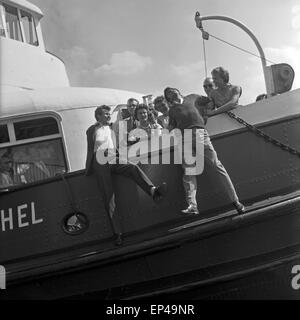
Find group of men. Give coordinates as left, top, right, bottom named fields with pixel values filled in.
left=85, top=66, right=245, bottom=238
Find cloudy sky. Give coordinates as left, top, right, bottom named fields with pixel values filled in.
left=31, top=0, right=300, bottom=104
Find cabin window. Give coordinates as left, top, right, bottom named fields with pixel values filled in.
left=0, top=125, right=9, bottom=143
left=0, top=5, right=5, bottom=37
left=0, top=116, right=68, bottom=190
left=20, top=10, right=38, bottom=46
left=0, top=139, right=66, bottom=188
left=3, top=3, right=22, bottom=42
left=14, top=117, right=59, bottom=140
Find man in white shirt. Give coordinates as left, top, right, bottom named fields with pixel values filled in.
left=85, top=105, right=167, bottom=245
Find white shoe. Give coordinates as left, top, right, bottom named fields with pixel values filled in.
left=181, top=205, right=199, bottom=215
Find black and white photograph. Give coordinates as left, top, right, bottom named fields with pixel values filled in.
left=1, top=0, right=300, bottom=306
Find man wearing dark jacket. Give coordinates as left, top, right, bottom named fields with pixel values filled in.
left=86, top=105, right=167, bottom=243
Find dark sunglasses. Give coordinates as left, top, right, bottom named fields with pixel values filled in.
left=203, top=84, right=213, bottom=89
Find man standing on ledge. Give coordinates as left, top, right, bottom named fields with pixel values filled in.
left=206, top=67, right=242, bottom=117
left=164, top=87, right=245, bottom=215
left=86, top=105, right=167, bottom=244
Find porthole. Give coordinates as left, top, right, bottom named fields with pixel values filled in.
left=62, top=212, right=89, bottom=235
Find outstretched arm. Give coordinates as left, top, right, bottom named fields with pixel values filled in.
left=208, top=86, right=241, bottom=116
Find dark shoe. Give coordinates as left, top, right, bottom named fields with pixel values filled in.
left=114, top=233, right=123, bottom=246
left=152, top=182, right=167, bottom=202
left=181, top=205, right=199, bottom=215
left=234, top=201, right=245, bottom=215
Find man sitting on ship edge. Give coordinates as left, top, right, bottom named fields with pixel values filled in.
left=205, top=67, right=242, bottom=117
left=85, top=105, right=167, bottom=245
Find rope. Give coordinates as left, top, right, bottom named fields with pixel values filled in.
left=60, top=173, right=79, bottom=212
left=227, top=111, right=300, bottom=158
left=202, top=38, right=208, bottom=78
left=196, top=20, right=299, bottom=159
left=208, top=32, right=277, bottom=65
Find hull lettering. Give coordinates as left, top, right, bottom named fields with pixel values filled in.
left=1, top=202, right=43, bottom=232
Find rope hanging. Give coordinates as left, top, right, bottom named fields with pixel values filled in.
left=202, top=38, right=208, bottom=78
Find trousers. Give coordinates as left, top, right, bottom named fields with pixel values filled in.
left=182, top=129, right=239, bottom=208
left=92, top=157, right=154, bottom=215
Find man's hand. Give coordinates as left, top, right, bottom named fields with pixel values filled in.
left=127, top=137, right=140, bottom=145
left=206, top=109, right=216, bottom=117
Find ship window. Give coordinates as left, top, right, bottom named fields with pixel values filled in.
left=0, top=125, right=9, bottom=143
left=0, top=6, right=5, bottom=37
left=3, top=4, right=22, bottom=42
left=20, top=10, right=38, bottom=46
left=14, top=117, right=59, bottom=140
left=0, top=115, right=69, bottom=190
left=0, top=139, right=67, bottom=189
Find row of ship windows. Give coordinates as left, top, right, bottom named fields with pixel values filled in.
left=0, top=117, right=67, bottom=189
left=0, top=2, right=38, bottom=46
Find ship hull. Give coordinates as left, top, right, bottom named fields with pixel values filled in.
left=1, top=192, right=300, bottom=300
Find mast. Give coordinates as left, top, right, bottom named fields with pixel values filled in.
left=195, top=12, right=274, bottom=96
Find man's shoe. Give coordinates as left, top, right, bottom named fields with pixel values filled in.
left=234, top=201, right=245, bottom=215
left=181, top=205, right=199, bottom=215
left=152, top=182, right=167, bottom=201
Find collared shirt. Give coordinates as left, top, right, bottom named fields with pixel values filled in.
left=94, top=123, right=115, bottom=153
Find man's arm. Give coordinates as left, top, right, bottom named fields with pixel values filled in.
left=168, top=108, right=177, bottom=131
left=86, top=127, right=95, bottom=152
left=194, top=96, right=212, bottom=124
left=85, top=126, right=95, bottom=175
left=208, top=86, right=241, bottom=116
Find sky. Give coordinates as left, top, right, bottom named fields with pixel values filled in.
left=31, top=0, right=300, bottom=105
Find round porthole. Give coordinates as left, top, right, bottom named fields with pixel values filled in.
left=62, top=212, right=89, bottom=235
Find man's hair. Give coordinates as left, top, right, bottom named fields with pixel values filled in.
left=153, top=95, right=165, bottom=104
left=127, top=98, right=139, bottom=106
left=211, top=67, right=229, bottom=84
left=164, top=87, right=181, bottom=103
left=203, top=77, right=213, bottom=85
left=256, top=93, right=267, bottom=102
left=94, top=105, right=111, bottom=120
